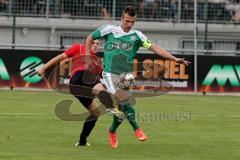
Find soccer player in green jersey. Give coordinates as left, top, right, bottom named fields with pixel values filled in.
left=85, top=6, right=190, bottom=148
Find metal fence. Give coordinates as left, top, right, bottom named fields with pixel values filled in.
left=1, top=0, right=240, bottom=23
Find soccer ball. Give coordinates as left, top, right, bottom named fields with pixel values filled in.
left=117, top=73, right=135, bottom=90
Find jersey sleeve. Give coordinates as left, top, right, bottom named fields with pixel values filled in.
left=136, top=31, right=153, bottom=49
left=91, top=24, right=113, bottom=40
left=64, top=44, right=81, bottom=58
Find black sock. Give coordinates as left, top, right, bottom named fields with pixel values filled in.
left=97, top=90, right=114, bottom=109
left=79, top=114, right=98, bottom=145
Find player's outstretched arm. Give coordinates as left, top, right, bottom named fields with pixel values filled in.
left=149, top=44, right=190, bottom=65
left=37, top=53, right=67, bottom=76
left=85, top=34, right=95, bottom=66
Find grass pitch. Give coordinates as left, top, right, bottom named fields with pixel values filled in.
left=0, top=90, right=240, bottom=160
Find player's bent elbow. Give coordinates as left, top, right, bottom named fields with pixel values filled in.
left=55, top=53, right=67, bottom=63
left=86, top=34, right=93, bottom=42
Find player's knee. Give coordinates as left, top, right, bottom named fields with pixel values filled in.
left=98, top=90, right=114, bottom=109
left=88, top=104, right=101, bottom=117
left=115, top=90, right=129, bottom=102
left=92, top=83, right=105, bottom=96
left=92, top=108, right=101, bottom=117
left=91, top=112, right=100, bottom=118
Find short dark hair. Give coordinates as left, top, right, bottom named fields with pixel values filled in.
left=122, top=6, right=136, bottom=17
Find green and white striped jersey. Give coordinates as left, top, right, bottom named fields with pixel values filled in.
left=91, top=24, right=152, bottom=74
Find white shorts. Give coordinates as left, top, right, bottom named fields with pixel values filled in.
left=102, top=72, right=121, bottom=94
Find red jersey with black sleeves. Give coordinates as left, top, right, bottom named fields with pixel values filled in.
left=64, top=43, right=102, bottom=77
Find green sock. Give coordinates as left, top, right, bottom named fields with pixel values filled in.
left=120, top=100, right=139, bottom=131
left=109, top=115, right=122, bottom=133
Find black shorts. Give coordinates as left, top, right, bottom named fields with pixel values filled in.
left=69, top=70, right=100, bottom=109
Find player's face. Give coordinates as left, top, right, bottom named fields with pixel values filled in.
left=91, top=40, right=100, bottom=53
left=121, top=13, right=136, bottom=32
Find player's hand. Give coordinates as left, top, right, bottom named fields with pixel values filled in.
left=174, top=58, right=191, bottom=66
left=37, top=67, right=45, bottom=77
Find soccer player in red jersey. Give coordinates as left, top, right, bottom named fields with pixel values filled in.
left=38, top=40, right=121, bottom=146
